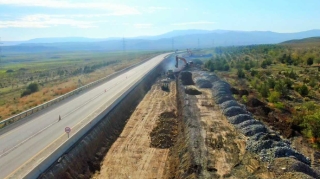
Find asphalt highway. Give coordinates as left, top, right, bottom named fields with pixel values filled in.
left=0, top=52, right=171, bottom=178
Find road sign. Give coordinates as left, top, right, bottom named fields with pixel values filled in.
left=65, top=127, right=71, bottom=133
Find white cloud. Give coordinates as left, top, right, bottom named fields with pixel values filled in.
left=0, top=14, right=98, bottom=28
left=145, top=6, right=170, bottom=13
left=172, top=21, right=215, bottom=26
left=134, top=23, right=153, bottom=28
left=0, top=0, right=141, bottom=16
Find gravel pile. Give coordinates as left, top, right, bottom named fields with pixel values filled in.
left=228, top=114, right=254, bottom=124
left=194, top=77, right=213, bottom=88
left=223, top=106, right=247, bottom=117
left=195, top=71, right=312, bottom=167
left=236, top=119, right=263, bottom=129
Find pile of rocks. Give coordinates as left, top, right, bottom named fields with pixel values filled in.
left=195, top=71, right=312, bottom=166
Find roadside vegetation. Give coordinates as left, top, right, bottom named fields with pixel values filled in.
left=0, top=50, right=163, bottom=120
left=202, top=40, right=320, bottom=148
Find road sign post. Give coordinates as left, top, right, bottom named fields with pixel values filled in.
left=65, top=127, right=71, bottom=138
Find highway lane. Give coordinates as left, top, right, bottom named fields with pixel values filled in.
left=0, top=52, right=172, bottom=178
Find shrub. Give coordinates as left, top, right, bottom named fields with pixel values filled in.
left=21, top=89, right=32, bottom=97
left=309, top=78, right=317, bottom=88
left=27, top=83, right=39, bottom=93
left=298, top=84, right=309, bottom=96
left=301, top=111, right=320, bottom=140
left=244, top=63, right=251, bottom=70
left=261, top=61, right=267, bottom=68
left=242, top=95, right=248, bottom=103
left=237, top=69, right=245, bottom=78
left=274, top=102, right=285, bottom=110
left=267, top=78, right=276, bottom=89
left=268, top=91, right=280, bottom=103
left=223, top=64, right=230, bottom=71
left=21, top=83, right=39, bottom=97
left=250, top=69, right=258, bottom=77
left=307, top=57, right=313, bottom=66
left=284, top=78, right=294, bottom=89
left=288, top=69, right=297, bottom=79
left=274, top=81, right=288, bottom=96
left=259, top=83, right=269, bottom=97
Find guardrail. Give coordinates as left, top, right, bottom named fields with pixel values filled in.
left=22, top=53, right=172, bottom=179
left=0, top=53, right=164, bottom=130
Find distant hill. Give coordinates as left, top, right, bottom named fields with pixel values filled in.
left=280, top=37, right=320, bottom=47
left=135, top=29, right=231, bottom=40
left=2, top=29, right=320, bottom=53
left=24, top=37, right=120, bottom=44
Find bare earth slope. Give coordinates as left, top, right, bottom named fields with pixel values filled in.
left=93, top=81, right=176, bottom=179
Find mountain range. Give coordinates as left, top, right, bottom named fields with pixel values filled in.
left=2, top=29, right=320, bottom=53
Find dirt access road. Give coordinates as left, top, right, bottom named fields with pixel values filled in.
left=93, top=80, right=177, bottom=179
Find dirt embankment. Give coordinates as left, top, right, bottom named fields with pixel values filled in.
left=93, top=80, right=177, bottom=179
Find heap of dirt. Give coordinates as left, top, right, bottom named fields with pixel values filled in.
left=246, top=96, right=295, bottom=138
left=150, top=111, right=178, bottom=149
left=180, top=71, right=194, bottom=85
left=185, top=86, right=202, bottom=95
left=246, top=97, right=265, bottom=107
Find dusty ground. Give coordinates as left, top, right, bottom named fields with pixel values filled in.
left=188, top=88, right=275, bottom=178
left=92, top=80, right=177, bottom=179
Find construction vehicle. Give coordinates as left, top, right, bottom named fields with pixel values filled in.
left=175, top=56, right=188, bottom=68
left=160, top=78, right=170, bottom=91
left=175, top=55, right=194, bottom=68
left=166, top=70, right=174, bottom=79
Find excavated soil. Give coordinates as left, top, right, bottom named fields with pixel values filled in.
left=180, top=71, right=194, bottom=85
left=150, top=111, right=178, bottom=149
left=92, top=80, right=177, bottom=179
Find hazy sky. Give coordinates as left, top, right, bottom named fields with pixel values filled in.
left=0, top=0, right=320, bottom=41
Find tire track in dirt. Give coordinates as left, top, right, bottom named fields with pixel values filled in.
left=93, top=81, right=176, bottom=179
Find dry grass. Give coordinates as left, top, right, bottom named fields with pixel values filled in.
left=0, top=58, right=146, bottom=121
